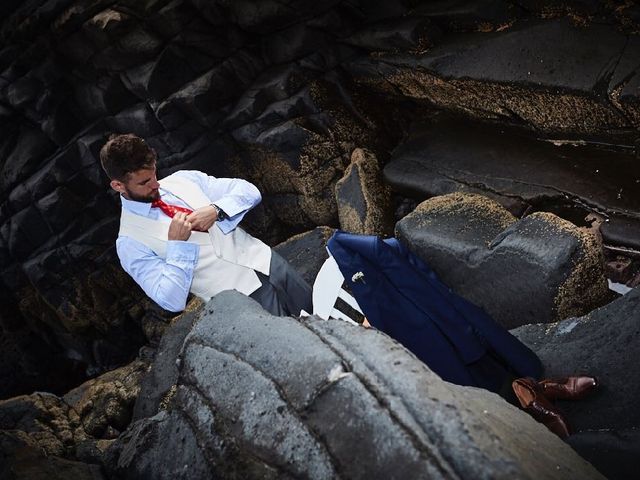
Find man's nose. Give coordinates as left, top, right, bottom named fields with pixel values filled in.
left=151, top=178, right=160, bottom=189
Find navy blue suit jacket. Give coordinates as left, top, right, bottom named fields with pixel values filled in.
left=327, top=231, right=542, bottom=392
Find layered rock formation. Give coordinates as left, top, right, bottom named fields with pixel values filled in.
left=1, top=0, right=639, bottom=398
left=514, top=285, right=640, bottom=479
left=108, top=291, right=604, bottom=480
left=1, top=1, right=639, bottom=477
left=396, top=192, right=610, bottom=328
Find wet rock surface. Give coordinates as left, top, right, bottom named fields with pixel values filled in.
left=513, top=286, right=640, bottom=479
left=396, top=192, right=610, bottom=328
left=108, top=291, right=603, bottom=480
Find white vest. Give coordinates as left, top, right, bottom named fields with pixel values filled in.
left=118, top=174, right=272, bottom=300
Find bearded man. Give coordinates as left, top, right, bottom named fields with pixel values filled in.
left=100, top=133, right=312, bottom=316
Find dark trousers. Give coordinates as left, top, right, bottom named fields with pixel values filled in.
left=249, top=250, right=312, bottom=317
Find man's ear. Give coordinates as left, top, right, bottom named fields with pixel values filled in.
left=110, top=179, right=125, bottom=194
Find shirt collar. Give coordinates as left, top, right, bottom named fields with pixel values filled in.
left=120, top=195, right=153, bottom=216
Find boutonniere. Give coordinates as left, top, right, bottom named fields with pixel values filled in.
left=351, top=271, right=365, bottom=284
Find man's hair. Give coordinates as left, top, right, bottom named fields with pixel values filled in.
left=99, top=133, right=157, bottom=181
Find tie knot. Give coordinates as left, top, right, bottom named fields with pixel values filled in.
left=151, top=198, right=194, bottom=219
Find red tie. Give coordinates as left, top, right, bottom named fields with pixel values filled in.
left=151, top=199, right=193, bottom=218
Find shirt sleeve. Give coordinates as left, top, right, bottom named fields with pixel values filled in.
left=179, top=170, right=262, bottom=234
left=116, top=235, right=199, bottom=312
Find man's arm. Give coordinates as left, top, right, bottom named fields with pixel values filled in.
left=181, top=170, right=262, bottom=234
left=116, top=235, right=199, bottom=312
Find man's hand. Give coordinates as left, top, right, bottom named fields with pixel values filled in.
left=168, top=212, right=193, bottom=241
left=186, top=205, right=218, bottom=232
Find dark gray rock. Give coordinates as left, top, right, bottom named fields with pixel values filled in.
left=513, top=287, right=640, bottom=479
left=274, top=226, right=334, bottom=286
left=395, top=192, right=610, bottom=328
left=513, top=287, right=640, bottom=432
left=384, top=117, right=640, bottom=250
left=413, top=0, right=523, bottom=31
left=342, top=16, right=441, bottom=52
left=346, top=17, right=640, bottom=141
left=568, top=429, right=640, bottom=480
left=335, top=148, right=393, bottom=236
left=110, top=291, right=604, bottom=479
left=0, top=430, right=105, bottom=480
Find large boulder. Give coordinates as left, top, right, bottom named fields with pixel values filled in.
left=384, top=117, right=640, bottom=250
left=0, top=355, right=152, bottom=469
left=513, top=287, right=640, bottom=479
left=346, top=17, right=640, bottom=142
left=513, top=287, right=640, bottom=432
left=108, top=291, right=603, bottom=479
left=395, top=192, right=610, bottom=328
left=273, top=226, right=334, bottom=286
left=335, top=148, right=393, bottom=236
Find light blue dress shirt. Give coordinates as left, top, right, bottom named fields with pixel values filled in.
left=116, top=170, right=262, bottom=312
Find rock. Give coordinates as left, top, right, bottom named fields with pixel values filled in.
left=395, top=192, right=610, bottom=328
left=568, top=429, right=640, bottom=480
left=413, top=0, right=523, bottom=31
left=0, top=392, right=87, bottom=457
left=346, top=18, right=640, bottom=141
left=109, top=291, right=604, bottom=479
left=513, top=287, right=640, bottom=479
left=343, top=16, right=441, bottom=52
left=0, top=430, right=105, bottom=480
left=0, top=125, right=56, bottom=193
left=274, top=226, right=335, bottom=286
left=512, top=287, right=640, bottom=431
left=62, top=359, right=150, bottom=438
left=384, top=117, right=640, bottom=250
left=335, top=148, right=393, bottom=236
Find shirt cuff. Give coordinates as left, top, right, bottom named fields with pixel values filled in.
left=166, top=240, right=199, bottom=265
left=213, top=196, right=252, bottom=219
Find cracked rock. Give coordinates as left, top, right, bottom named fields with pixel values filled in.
left=395, top=192, right=610, bottom=328
left=108, top=291, right=604, bottom=479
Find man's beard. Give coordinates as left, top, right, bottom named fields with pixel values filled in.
left=124, top=187, right=160, bottom=203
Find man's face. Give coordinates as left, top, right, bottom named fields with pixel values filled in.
left=110, top=165, right=160, bottom=203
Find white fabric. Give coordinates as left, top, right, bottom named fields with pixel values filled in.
left=118, top=174, right=272, bottom=300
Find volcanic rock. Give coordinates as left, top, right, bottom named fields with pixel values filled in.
left=0, top=430, right=105, bottom=480
left=346, top=17, right=640, bottom=141
left=384, top=117, right=640, bottom=250
left=395, top=192, right=610, bottom=328
left=108, top=291, right=604, bottom=480
left=335, top=148, right=393, bottom=236
left=63, top=359, right=150, bottom=439
left=274, top=226, right=334, bottom=286
left=0, top=392, right=86, bottom=458
left=513, top=286, right=640, bottom=479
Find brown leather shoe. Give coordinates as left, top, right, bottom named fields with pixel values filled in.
left=512, top=377, right=571, bottom=438
left=539, top=376, right=599, bottom=401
